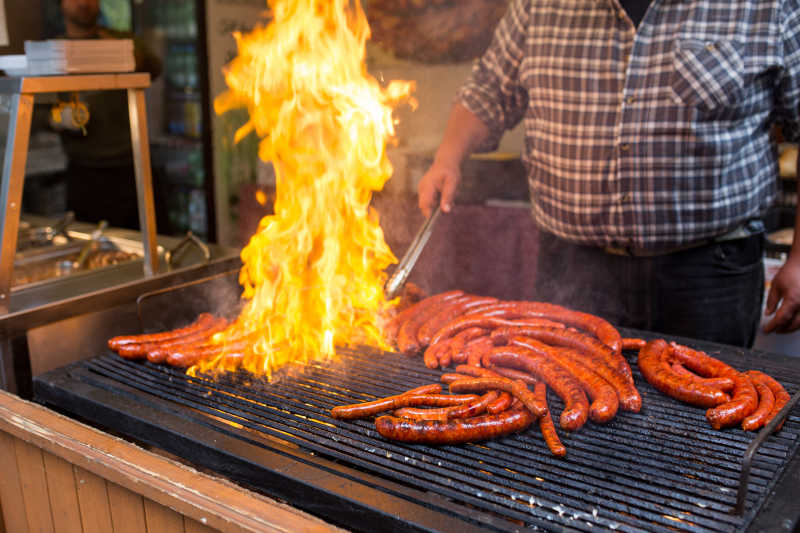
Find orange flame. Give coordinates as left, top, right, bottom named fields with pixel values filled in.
left=193, top=0, right=415, bottom=378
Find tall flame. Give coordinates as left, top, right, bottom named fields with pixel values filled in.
left=194, top=0, right=415, bottom=378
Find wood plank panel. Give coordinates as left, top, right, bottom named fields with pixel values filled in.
left=0, top=432, right=27, bottom=533
left=14, top=439, right=55, bottom=533
left=107, top=482, right=148, bottom=533
left=185, top=518, right=217, bottom=533
left=74, top=466, right=113, bottom=533
left=143, top=500, right=184, bottom=533
left=42, top=453, right=83, bottom=533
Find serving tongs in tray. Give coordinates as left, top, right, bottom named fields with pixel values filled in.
left=384, top=205, right=441, bottom=300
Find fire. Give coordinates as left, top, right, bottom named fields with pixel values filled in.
left=192, top=0, right=415, bottom=378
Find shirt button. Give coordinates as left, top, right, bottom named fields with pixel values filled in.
left=705, top=42, right=715, bottom=52
left=626, top=96, right=636, bottom=104
left=622, top=192, right=632, bottom=203
left=618, top=11, right=626, bottom=19
left=620, top=143, right=630, bottom=152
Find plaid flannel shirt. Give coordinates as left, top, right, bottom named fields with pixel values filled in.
left=458, top=0, right=800, bottom=250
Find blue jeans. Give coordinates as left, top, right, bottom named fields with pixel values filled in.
left=533, top=232, right=765, bottom=348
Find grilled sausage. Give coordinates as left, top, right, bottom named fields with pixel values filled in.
left=706, top=372, right=759, bottom=429
left=668, top=342, right=738, bottom=379
left=484, top=346, right=589, bottom=430
left=637, top=340, right=730, bottom=407
left=396, top=291, right=465, bottom=354
left=417, top=296, right=498, bottom=345
left=494, top=327, right=640, bottom=412
left=621, top=338, right=646, bottom=351
left=401, top=384, right=443, bottom=396
left=509, top=336, right=618, bottom=424
left=490, top=326, right=633, bottom=384
left=535, top=382, right=566, bottom=456
left=374, top=409, right=534, bottom=444
left=464, top=336, right=495, bottom=368
left=746, top=370, right=791, bottom=431
left=330, top=393, right=479, bottom=420
left=446, top=327, right=489, bottom=365
left=449, top=376, right=547, bottom=418
left=741, top=372, right=776, bottom=431
left=670, top=361, right=735, bottom=392
left=487, top=392, right=513, bottom=414
left=110, top=313, right=217, bottom=355
left=482, top=365, right=539, bottom=387
left=451, top=301, right=622, bottom=354
left=429, top=314, right=565, bottom=348
left=166, top=338, right=250, bottom=368
left=141, top=318, right=230, bottom=363
left=386, top=290, right=463, bottom=345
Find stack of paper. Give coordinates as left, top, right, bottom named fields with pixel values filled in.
left=23, top=39, right=135, bottom=75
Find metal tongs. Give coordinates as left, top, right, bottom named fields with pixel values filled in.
left=384, top=205, right=441, bottom=300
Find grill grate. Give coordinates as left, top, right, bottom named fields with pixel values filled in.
left=36, top=343, right=800, bottom=533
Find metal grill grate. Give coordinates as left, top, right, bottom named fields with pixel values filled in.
left=36, top=344, right=800, bottom=533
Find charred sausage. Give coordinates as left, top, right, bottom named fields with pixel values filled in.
left=741, top=372, right=776, bottom=431
left=374, top=410, right=534, bottom=444
left=484, top=346, right=589, bottom=430
left=705, top=372, right=758, bottom=429
left=535, top=382, right=566, bottom=457
left=637, top=340, right=730, bottom=408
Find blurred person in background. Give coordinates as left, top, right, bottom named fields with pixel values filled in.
left=49, top=0, right=161, bottom=229
left=417, top=0, right=800, bottom=348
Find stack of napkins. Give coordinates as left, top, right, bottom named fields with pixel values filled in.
left=23, top=39, right=135, bottom=75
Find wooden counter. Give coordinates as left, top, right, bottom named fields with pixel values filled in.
left=0, top=389, right=343, bottom=533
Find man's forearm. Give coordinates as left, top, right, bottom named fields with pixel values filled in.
left=433, top=102, right=491, bottom=168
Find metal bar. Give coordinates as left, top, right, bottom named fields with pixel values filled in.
left=128, top=86, right=158, bottom=276
left=735, top=388, right=800, bottom=514
left=0, top=92, right=34, bottom=314
left=0, top=73, right=151, bottom=94
left=384, top=205, right=441, bottom=300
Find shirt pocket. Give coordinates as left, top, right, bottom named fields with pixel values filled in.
left=670, top=39, right=745, bottom=113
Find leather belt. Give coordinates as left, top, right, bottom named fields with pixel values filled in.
left=603, top=219, right=765, bottom=258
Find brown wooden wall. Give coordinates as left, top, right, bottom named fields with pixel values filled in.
left=0, top=390, right=342, bottom=533
left=0, top=430, right=215, bottom=533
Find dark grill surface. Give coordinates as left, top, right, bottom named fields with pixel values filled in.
left=35, top=342, right=800, bottom=533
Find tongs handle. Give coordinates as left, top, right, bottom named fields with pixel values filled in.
left=384, top=205, right=441, bottom=300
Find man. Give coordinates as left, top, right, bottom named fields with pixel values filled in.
left=54, top=0, right=161, bottom=230
left=417, top=0, right=800, bottom=347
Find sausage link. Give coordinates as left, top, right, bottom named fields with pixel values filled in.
left=396, top=291, right=465, bottom=354
left=706, top=373, right=759, bottom=429
left=454, top=301, right=622, bottom=354
left=440, top=373, right=474, bottom=384
left=417, top=296, right=498, bottom=345
left=464, top=336, right=495, bottom=368
left=142, top=318, right=230, bottom=363
left=509, top=336, right=618, bottom=424
left=330, top=393, right=479, bottom=420
left=447, top=327, right=489, bottom=365
left=535, top=382, right=566, bottom=457
left=637, top=340, right=730, bottom=407
left=490, top=325, right=633, bottom=384
left=668, top=342, right=738, bottom=378
left=386, top=290, right=463, bottom=345
left=402, top=384, right=443, bottom=396
left=482, top=365, right=538, bottom=387
left=487, top=392, right=513, bottom=414
left=392, top=407, right=450, bottom=421
left=429, top=313, right=565, bottom=348
left=484, top=346, right=589, bottom=430
left=449, top=376, right=547, bottom=418
left=670, top=361, right=735, bottom=392
left=746, top=370, right=791, bottom=431
left=374, top=410, right=534, bottom=444
left=741, top=372, right=776, bottom=431
left=496, top=327, right=640, bottom=412
left=109, top=313, right=216, bottom=351
left=621, top=338, right=646, bottom=351
left=446, top=391, right=500, bottom=419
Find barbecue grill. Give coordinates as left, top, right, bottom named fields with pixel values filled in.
left=28, top=270, right=800, bottom=533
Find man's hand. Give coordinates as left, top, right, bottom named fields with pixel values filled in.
left=763, top=254, right=800, bottom=333
left=417, top=158, right=462, bottom=218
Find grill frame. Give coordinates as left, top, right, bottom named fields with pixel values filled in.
left=34, top=337, right=800, bottom=533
